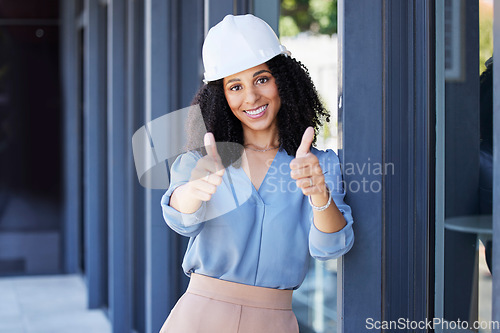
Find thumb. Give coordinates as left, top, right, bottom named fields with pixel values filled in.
left=204, top=132, right=220, bottom=160
left=296, top=127, right=314, bottom=157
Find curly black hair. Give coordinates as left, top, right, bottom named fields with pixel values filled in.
left=186, top=54, right=329, bottom=167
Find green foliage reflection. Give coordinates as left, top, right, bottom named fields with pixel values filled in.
left=280, top=0, right=337, bottom=36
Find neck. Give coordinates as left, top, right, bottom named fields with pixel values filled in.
left=243, top=126, right=280, bottom=149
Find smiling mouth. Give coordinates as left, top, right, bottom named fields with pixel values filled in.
left=244, top=104, right=268, bottom=115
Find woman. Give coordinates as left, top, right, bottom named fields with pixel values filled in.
left=160, top=14, right=354, bottom=333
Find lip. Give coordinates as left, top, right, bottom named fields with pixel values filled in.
left=244, top=104, right=268, bottom=119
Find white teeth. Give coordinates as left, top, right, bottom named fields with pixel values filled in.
left=245, top=105, right=267, bottom=115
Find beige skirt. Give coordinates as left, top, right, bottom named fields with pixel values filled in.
left=159, top=273, right=299, bottom=333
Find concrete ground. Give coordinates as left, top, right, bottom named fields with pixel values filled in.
left=0, top=275, right=110, bottom=333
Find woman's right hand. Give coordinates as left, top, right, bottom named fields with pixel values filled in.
left=169, top=133, right=225, bottom=214
left=186, top=132, right=225, bottom=201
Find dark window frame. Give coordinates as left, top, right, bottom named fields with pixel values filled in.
left=337, top=0, right=435, bottom=331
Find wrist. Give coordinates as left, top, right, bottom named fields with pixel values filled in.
left=172, top=184, right=202, bottom=213
left=310, top=184, right=329, bottom=206
left=308, top=188, right=332, bottom=212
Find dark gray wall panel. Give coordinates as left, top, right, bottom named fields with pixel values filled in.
left=107, top=0, right=133, bottom=332
left=84, top=0, right=108, bottom=309
left=384, top=0, right=434, bottom=327
left=61, top=0, right=81, bottom=275
left=337, top=0, right=383, bottom=331
left=254, top=0, right=279, bottom=33
left=339, top=1, right=434, bottom=331
left=144, top=1, right=170, bottom=332
left=208, top=0, right=232, bottom=30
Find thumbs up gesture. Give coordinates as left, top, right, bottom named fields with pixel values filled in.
left=186, top=132, right=225, bottom=202
left=290, top=127, right=327, bottom=196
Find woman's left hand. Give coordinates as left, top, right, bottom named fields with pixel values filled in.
left=290, top=127, right=346, bottom=232
left=290, top=127, right=328, bottom=197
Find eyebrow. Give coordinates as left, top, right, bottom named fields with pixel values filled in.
left=253, top=69, right=271, bottom=77
left=225, top=70, right=272, bottom=86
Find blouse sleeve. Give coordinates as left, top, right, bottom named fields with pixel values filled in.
left=308, top=149, right=355, bottom=261
left=160, top=151, right=207, bottom=238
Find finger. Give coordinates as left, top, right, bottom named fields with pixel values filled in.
left=296, top=126, right=314, bottom=158
left=214, top=165, right=225, bottom=177
left=290, top=166, right=312, bottom=179
left=290, top=154, right=319, bottom=170
left=291, top=160, right=325, bottom=179
left=191, top=166, right=224, bottom=185
left=296, top=177, right=314, bottom=189
left=197, top=157, right=222, bottom=174
left=301, top=185, right=324, bottom=196
left=301, top=182, right=328, bottom=196
left=204, top=132, right=226, bottom=176
left=191, top=178, right=218, bottom=195
left=205, top=172, right=223, bottom=186
left=190, top=165, right=213, bottom=182
left=296, top=175, right=325, bottom=189
left=204, top=132, right=221, bottom=160
left=191, top=188, right=212, bottom=202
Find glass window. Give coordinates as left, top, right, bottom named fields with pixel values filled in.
left=279, top=1, right=340, bottom=331
left=435, top=0, right=493, bottom=331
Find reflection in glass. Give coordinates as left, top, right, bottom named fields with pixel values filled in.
left=279, top=1, right=340, bottom=332
left=293, top=259, right=338, bottom=333
left=437, top=0, right=493, bottom=331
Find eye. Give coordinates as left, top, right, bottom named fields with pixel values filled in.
left=229, top=84, right=242, bottom=91
left=256, top=76, right=269, bottom=85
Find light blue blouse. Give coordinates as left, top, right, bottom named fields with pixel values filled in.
left=161, top=147, right=354, bottom=290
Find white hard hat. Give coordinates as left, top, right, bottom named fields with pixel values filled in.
left=202, top=14, right=291, bottom=83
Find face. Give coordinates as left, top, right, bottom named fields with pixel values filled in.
left=223, top=63, right=281, bottom=134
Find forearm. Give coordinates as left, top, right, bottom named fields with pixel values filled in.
left=310, top=188, right=346, bottom=233
left=169, top=184, right=203, bottom=214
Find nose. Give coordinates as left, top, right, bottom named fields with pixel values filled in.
left=244, top=85, right=259, bottom=105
